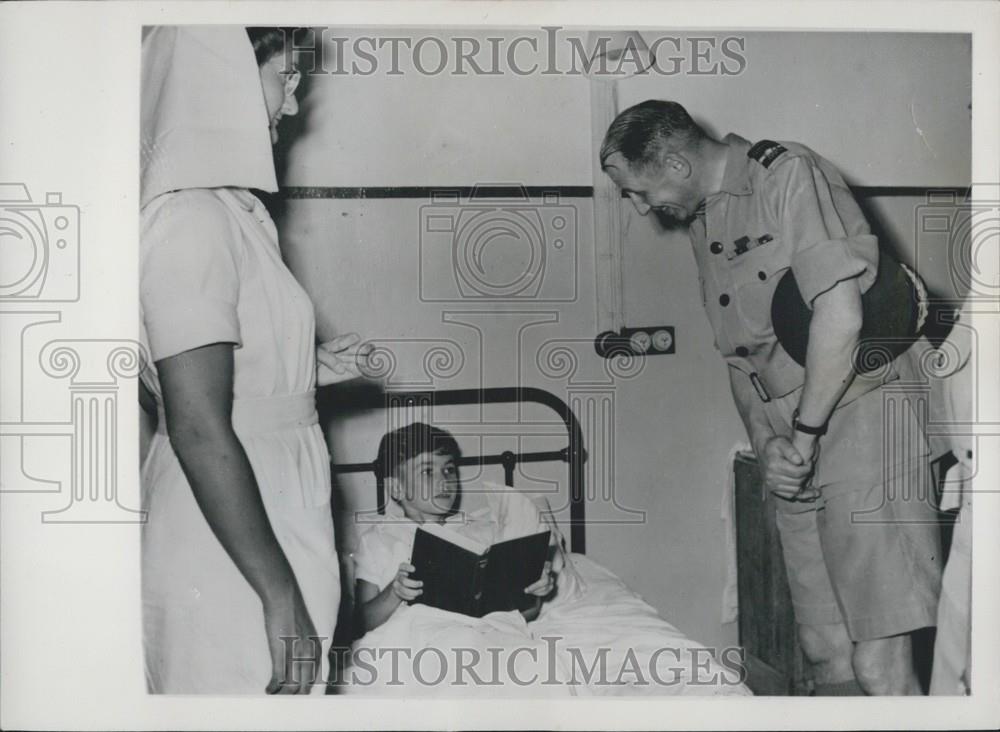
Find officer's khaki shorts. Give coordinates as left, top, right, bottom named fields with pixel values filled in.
left=763, top=381, right=943, bottom=641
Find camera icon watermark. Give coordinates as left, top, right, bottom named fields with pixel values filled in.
left=0, top=183, right=80, bottom=302
left=419, top=184, right=578, bottom=302
left=913, top=190, right=999, bottom=304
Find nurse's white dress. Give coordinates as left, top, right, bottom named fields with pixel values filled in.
left=138, top=27, right=339, bottom=693
left=140, top=187, right=340, bottom=693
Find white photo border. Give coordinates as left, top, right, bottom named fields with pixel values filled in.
left=0, top=1, right=997, bottom=729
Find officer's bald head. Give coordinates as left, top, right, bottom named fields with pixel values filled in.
left=600, top=100, right=708, bottom=173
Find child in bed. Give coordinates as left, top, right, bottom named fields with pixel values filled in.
left=346, top=422, right=750, bottom=697
left=354, top=422, right=557, bottom=633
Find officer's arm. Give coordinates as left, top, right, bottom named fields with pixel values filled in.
left=794, top=277, right=864, bottom=447
left=774, top=153, right=873, bottom=454
left=728, top=367, right=776, bottom=459
left=731, top=367, right=815, bottom=496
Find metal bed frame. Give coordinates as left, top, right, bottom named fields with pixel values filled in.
left=329, top=386, right=589, bottom=554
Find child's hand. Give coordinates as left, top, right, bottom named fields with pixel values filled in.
left=392, top=562, right=423, bottom=603
left=523, top=561, right=555, bottom=598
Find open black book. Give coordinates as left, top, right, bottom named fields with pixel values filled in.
left=409, top=524, right=551, bottom=618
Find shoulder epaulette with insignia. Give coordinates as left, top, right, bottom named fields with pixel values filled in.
left=747, top=139, right=789, bottom=169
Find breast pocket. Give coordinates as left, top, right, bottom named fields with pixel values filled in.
left=731, top=244, right=790, bottom=340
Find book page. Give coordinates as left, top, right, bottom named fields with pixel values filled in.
left=419, top=521, right=489, bottom=556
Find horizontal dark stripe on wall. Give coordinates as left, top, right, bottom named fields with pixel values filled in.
left=281, top=185, right=594, bottom=199
left=280, top=185, right=971, bottom=200
left=851, top=186, right=971, bottom=198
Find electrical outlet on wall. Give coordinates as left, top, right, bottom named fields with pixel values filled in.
left=594, top=326, right=675, bottom=358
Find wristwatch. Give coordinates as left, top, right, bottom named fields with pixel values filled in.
left=792, top=408, right=828, bottom=436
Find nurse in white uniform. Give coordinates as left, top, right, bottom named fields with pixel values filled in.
left=139, top=26, right=364, bottom=694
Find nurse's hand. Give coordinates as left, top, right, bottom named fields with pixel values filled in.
left=316, top=333, right=373, bottom=386
left=263, top=588, right=321, bottom=694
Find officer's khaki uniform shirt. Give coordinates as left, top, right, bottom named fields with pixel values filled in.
left=688, top=134, right=882, bottom=403
left=688, top=137, right=942, bottom=644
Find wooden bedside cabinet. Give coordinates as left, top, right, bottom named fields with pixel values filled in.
left=734, top=451, right=811, bottom=695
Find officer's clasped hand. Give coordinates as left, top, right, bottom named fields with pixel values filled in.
left=762, top=435, right=819, bottom=501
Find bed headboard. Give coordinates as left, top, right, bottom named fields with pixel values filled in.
left=329, top=386, right=589, bottom=554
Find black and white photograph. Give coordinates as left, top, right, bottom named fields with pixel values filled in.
left=1, top=1, right=998, bottom=729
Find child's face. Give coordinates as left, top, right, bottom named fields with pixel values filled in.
left=391, top=450, right=460, bottom=524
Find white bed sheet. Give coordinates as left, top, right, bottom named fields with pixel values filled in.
left=340, top=551, right=751, bottom=697
left=528, top=552, right=751, bottom=696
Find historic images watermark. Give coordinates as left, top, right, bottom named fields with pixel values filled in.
left=913, top=190, right=1000, bottom=305
left=284, top=27, right=748, bottom=78
left=316, top=637, right=747, bottom=690
left=0, top=184, right=80, bottom=302
left=0, top=184, right=146, bottom=522
left=851, top=189, right=999, bottom=524
left=336, top=182, right=649, bottom=529
left=418, top=186, right=578, bottom=303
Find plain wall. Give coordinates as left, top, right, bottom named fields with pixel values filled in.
left=276, top=29, right=971, bottom=650
left=280, top=28, right=593, bottom=187
left=281, top=30, right=970, bottom=187
left=617, top=32, right=970, bottom=187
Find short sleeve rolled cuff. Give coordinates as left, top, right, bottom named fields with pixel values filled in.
left=352, top=537, right=377, bottom=589
left=779, top=156, right=878, bottom=306
left=141, top=191, right=243, bottom=361
left=352, top=526, right=406, bottom=591
left=791, top=232, right=879, bottom=306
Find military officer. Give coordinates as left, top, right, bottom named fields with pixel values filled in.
left=600, top=100, right=942, bottom=696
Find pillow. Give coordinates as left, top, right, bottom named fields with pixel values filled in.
left=481, top=482, right=587, bottom=604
